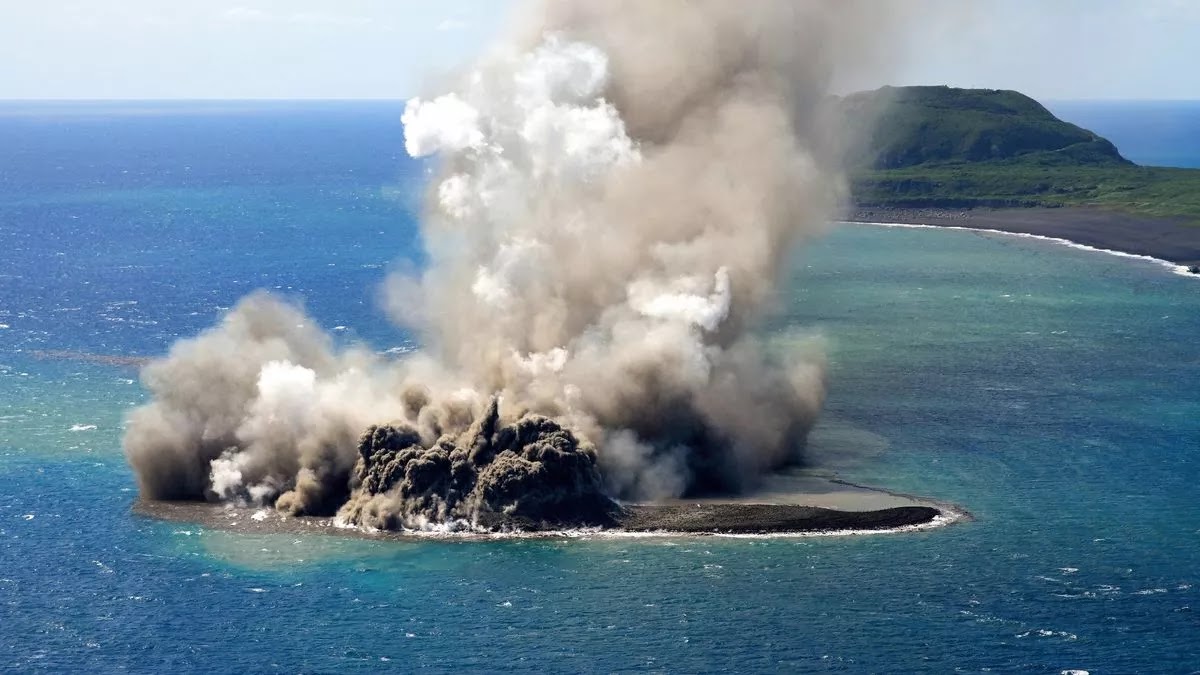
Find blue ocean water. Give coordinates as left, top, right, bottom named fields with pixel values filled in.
left=1050, top=100, right=1200, bottom=168
left=1, top=101, right=1199, bottom=673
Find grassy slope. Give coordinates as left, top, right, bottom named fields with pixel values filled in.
left=846, top=86, right=1200, bottom=222
left=854, top=164, right=1200, bottom=220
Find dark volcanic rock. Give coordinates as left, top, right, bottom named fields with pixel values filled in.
left=617, top=503, right=939, bottom=534
left=135, top=498, right=948, bottom=538
left=337, top=398, right=618, bottom=530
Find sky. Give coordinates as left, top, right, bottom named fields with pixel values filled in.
left=1, top=0, right=1198, bottom=100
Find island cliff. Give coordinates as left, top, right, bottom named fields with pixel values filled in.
left=839, top=86, right=1200, bottom=267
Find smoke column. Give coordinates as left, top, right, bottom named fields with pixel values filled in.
left=125, top=0, right=904, bottom=528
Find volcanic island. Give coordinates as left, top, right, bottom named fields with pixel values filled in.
left=135, top=397, right=962, bottom=539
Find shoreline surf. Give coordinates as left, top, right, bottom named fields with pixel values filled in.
left=132, top=473, right=970, bottom=541
left=844, top=206, right=1200, bottom=275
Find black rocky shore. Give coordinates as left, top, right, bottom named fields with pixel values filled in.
left=134, top=497, right=945, bottom=538
left=846, top=205, right=1200, bottom=268
left=618, top=503, right=939, bottom=534
left=130, top=389, right=954, bottom=538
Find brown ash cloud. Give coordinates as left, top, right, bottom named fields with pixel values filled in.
left=338, top=398, right=615, bottom=530
left=123, top=1, right=921, bottom=531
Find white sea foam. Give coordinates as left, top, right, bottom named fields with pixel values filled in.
left=1016, top=629, right=1077, bottom=640
left=1037, top=575, right=1069, bottom=584
left=852, top=221, right=1198, bottom=280
left=1052, top=592, right=1097, bottom=599
left=69, top=424, right=97, bottom=432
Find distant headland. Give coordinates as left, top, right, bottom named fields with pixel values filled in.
left=839, top=86, right=1200, bottom=269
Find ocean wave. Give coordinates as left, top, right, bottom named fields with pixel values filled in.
left=1016, top=628, right=1078, bottom=640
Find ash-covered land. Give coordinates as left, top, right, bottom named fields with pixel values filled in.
left=338, top=398, right=618, bottom=530
left=124, top=1, right=947, bottom=534
left=134, top=496, right=948, bottom=539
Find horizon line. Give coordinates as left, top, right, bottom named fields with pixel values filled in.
left=2, top=95, right=1200, bottom=104
left=0, top=97, right=409, bottom=103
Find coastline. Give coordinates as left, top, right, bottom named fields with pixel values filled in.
left=132, top=472, right=968, bottom=540
left=844, top=206, right=1200, bottom=272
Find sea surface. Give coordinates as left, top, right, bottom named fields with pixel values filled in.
left=1049, top=100, right=1200, bottom=168
left=1, top=101, right=1198, bottom=673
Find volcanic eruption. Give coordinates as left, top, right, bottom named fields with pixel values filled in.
left=125, top=0, right=903, bottom=531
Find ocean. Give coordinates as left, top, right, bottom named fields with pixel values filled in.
left=1, top=100, right=1198, bottom=673
left=1048, top=100, right=1200, bottom=169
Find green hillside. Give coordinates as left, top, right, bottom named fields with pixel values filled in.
left=844, top=86, right=1200, bottom=222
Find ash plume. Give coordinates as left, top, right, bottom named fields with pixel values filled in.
left=125, top=0, right=909, bottom=529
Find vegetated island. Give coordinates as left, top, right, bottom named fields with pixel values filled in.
left=840, top=85, right=1200, bottom=271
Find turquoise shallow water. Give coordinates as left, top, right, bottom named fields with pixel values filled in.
left=2, top=102, right=1199, bottom=672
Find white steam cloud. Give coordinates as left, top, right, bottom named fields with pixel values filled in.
left=124, top=0, right=912, bottom=527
